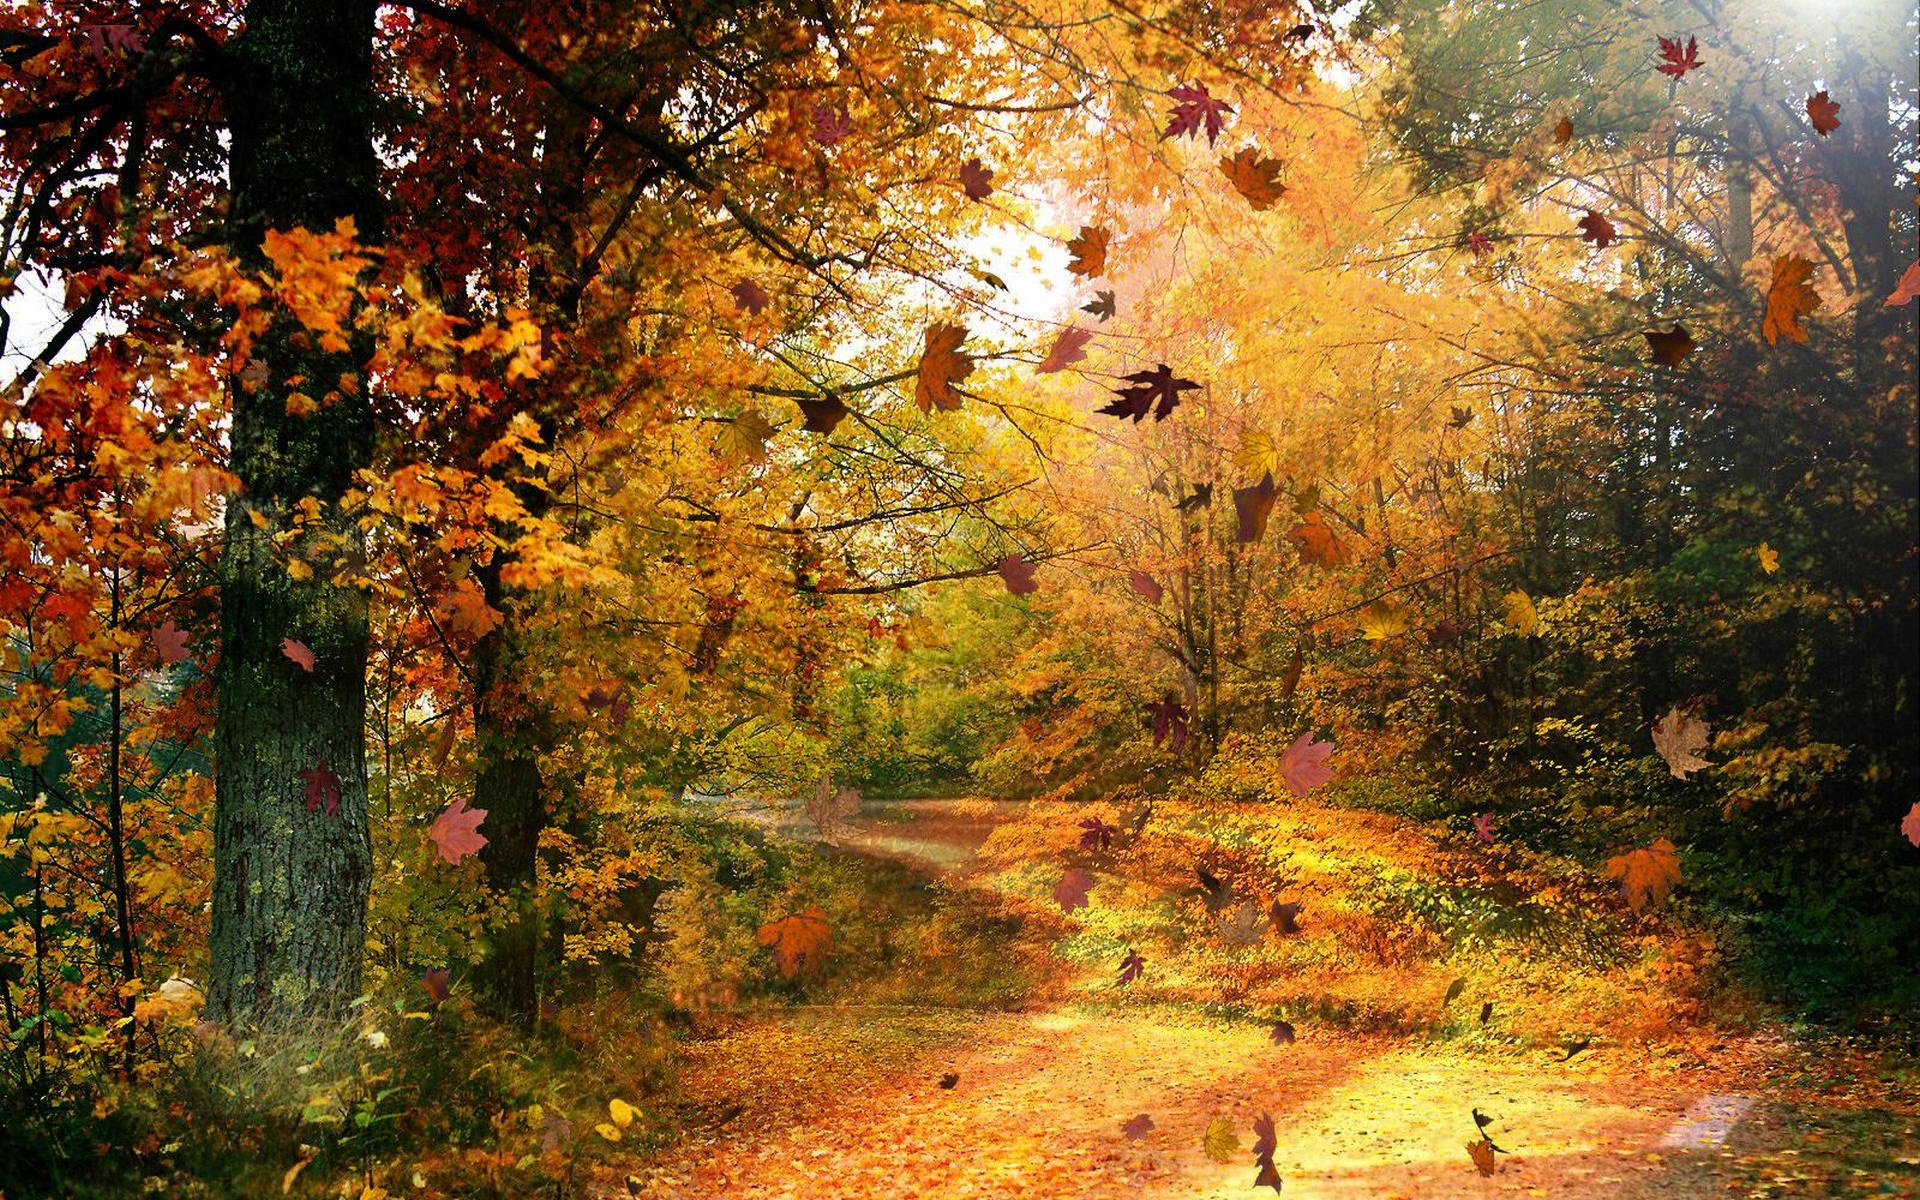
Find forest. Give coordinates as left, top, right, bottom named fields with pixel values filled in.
left=0, top=0, right=1915, bottom=1196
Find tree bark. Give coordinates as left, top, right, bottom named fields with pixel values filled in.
left=208, top=0, right=382, bottom=1025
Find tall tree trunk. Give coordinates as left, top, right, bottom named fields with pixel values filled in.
left=208, top=0, right=382, bottom=1025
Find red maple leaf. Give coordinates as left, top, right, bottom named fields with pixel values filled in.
left=1128, top=569, right=1164, bottom=603
left=731, top=279, right=770, bottom=315
left=1122, top=1113, right=1155, bottom=1139
left=429, top=796, right=489, bottom=864
left=1251, top=1112, right=1277, bottom=1159
left=1577, top=210, right=1617, bottom=248
left=1466, top=231, right=1494, bottom=257
left=152, top=620, right=191, bottom=666
left=958, top=156, right=995, bottom=200
left=1054, top=867, right=1095, bottom=912
left=1269, top=1020, right=1296, bottom=1045
left=1805, top=91, right=1841, bottom=136
left=1116, top=947, right=1145, bottom=985
left=281, top=637, right=316, bottom=671
left=998, top=554, right=1038, bottom=596
left=811, top=103, right=852, bottom=145
left=1146, top=692, right=1189, bottom=751
left=1474, top=812, right=1497, bottom=844
left=298, top=761, right=342, bottom=817
left=1655, top=35, right=1703, bottom=80
left=1098, top=363, right=1199, bottom=423
left=1079, top=816, right=1116, bottom=852
left=1884, top=260, right=1920, bottom=307
left=1162, top=83, right=1233, bottom=144
left=1036, top=327, right=1092, bottom=373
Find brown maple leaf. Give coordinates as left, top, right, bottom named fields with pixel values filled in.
left=1644, top=324, right=1696, bottom=366
left=1805, top=90, right=1841, bottom=136
left=756, top=906, right=833, bottom=978
left=914, top=322, right=972, bottom=411
left=1577, top=210, right=1617, bottom=248
left=1467, top=1135, right=1498, bottom=1175
left=795, top=395, right=850, bottom=434
left=152, top=620, right=191, bottom=666
left=1234, top=471, right=1279, bottom=542
left=1099, top=363, right=1199, bottom=423
left=1762, top=255, right=1821, bottom=345
left=998, top=554, right=1039, bottom=597
left=1067, top=225, right=1110, bottom=277
left=1652, top=706, right=1711, bottom=778
left=1054, top=867, right=1095, bottom=912
left=1553, top=116, right=1574, bottom=145
left=1604, top=837, right=1682, bottom=914
left=1219, top=148, right=1287, bottom=211
left=958, top=156, right=995, bottom=200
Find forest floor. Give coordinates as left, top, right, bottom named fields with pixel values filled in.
left=618, top=801, right=1919, bottom=1200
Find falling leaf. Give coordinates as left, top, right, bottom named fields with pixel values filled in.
left=1251, top=1111, right=1278, bottom=1161
left=1444, top=976, right=1466, bottom=1006
left=298, top=762, right=341, bottom=817
left=1203, top=1116, right=1239, bottom=1163
left=914, top=322, right=972, bottom=412
left=1037, top=327, right=1093, bottom=374
left=1269, top=1020, right=1296, bottom=1045
left=756, top=905, right=833, bottom=978
left=1902, top=802, right=1920, bottom=848
left=421, top=968, right=451, bottom=1004
left=1467, top=1135, right=1498, bottom=1175
left=1466, top=231, right=1494, bottom=257
left=1472, top=812, right=1498, bottom=844
left=1219, top=148, right=1287, bottom=210
left=1652, top=707, right=1711, bottom=778
left=1195, top=865, right=1234, bottom=914
left=1066, top=225, right=1110, bottom=277
left=1806, top=90, right=1841, bottom=136
left=1099, top=363, right=1199, bottom=423
left=1289, top=512, right=1352, bottom=567
left=1757, top=542, right=1780, bottom=574
left=958, top=156, right=995, bottom=200
left=1284, top=23, right=1315, bottom=40
left=939, top=1072, right=960, bottom=1089
left=1174, top=482, right=1213, bottom=511
left=1429, top=618, right=1465, bottom=644
left=1644, top=325, right=1695, bottom=366
left=1553, top=116, right=1574, bottom=144
left=718, top=411, right=776, bottom=465
left=811, top=103, right=852, bottom=145
left=998, top=554, right=1038, bottom=597
left=1762, top=255, right=1821, bottom=345
left=1122, top=1113, right=1155, bottom=1140
left=1163, top=82, right=1234, bottom=144
left=805, top=780, right=862, bottom=842
left=429, top=796, right=489, bottom=864
left=1473, top=1108, right=1496, bottom=1134
left=970, top=267, right=1008, bottom=290
left=1480, top=1001, right=1494, bottom=1024
left=1605, top=838, right=1683, bottom=914
left=1359, top=600, right=1410, bottom=641
left=1885, top=261, right=1920, bottom=306
left=1082, top=289, right=1117, bottom=321
left=1279, top=732, right=1335, bottom=798
left=1127, top=570, right=1164, bottom=604
left=1447, top=404, right=1475, bottom=429
left=1080, top=816, right=1117, bottom=852
left=1577, top=210, right=1617, bottom=248
left=1117, top=947, right=1145, bottom=985
left=1054, top=867, right=1095, bottom=912
left=731, top=279, right=770, bottom=315
left=1216, top=899, right=1266, bottom=946
left=1234, top=472, right=1280, bottom=543
left=1269, top=900, right=1302, bottom=936
left=280, top=638, right=315, bottom=671
left=1236, top=429, right=1280, bottom=478
left=1253, top=1157, right=1283, bottom=1195
left=609, top=1098, right=639, bottom=1129
left=795, top=395, right=849, bottom=434
left=1503, top=589, right=1538, bottom=636
left=1654, top=35, right=1703, bottom=80
left=1147, top=693, right=1189, bottom=751
left=152, top=620, right=190, bottom=665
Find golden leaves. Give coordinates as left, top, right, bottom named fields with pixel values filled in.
left=1604, top=837, right=1682, bottom=914
left=1359, top=600, right=1410, bottom=641
left=1503, top=589, right=1538, bottom=636
left=1219, top=148, right=1287, bottom=210
left=1203, top=1115, right=1239, bottom=1163
left=1235, top=429, right=1280, bottom=479
left=1066, top=225, right=1109, bottom=277
left=1757, top=542, right=1780, bottom=575
left=914, top=322, right=972, bottom=412
left=1762, top=255, right=1820, bottom=345
left=260, top=217, right=373, bottom=353
left=718, top=410, right=776, bottom=465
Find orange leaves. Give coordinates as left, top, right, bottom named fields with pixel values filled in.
left=1036, top=327, right=1092, bottom=374
left=914, top=322, right=972, bottom=412
left=429, top=796, right=489, bottom=865
left=1466, top=1135, right=1498, bottom=1175
left=1604, top=838, right=1683, bottom=914
left=1065, top=225, right=1109, bottom=278
left=757, top=905, right=833, bottom=978
left=1219, top=148, right=1287, bottom=210
left=281, top=638, right=316, bottom=671
left=1289, top=512, right=1352, bottom=567
left=1885, top=260, right=1920, bottom=307
left=1805, top=91, right=1841, bottom=136
left=1762, top=255, right=1821, bottom=345
left=1576, top=210, right=1617, bottom=249
left=1903, top=803, right=1920, bottom=848
left=260, top=217, right=374, bottom=353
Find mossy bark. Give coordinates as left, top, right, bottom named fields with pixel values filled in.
left=208, top=0, right=382, bottom=1025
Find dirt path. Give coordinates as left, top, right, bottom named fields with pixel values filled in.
left=621, top=801, right=1914, bottom=1199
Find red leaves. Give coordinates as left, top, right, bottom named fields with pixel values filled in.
left=1576, top=210, right=1617, bottom=249
left=1127, top=570, right=1164, bottom=604
left=998, top=554, right=1038, bottom=597
left=1099, top=364, right=1199, bottom=423
left=811, top=103, right=852, bottom=145
left=1251, top=1112, right=1282, bottom=1193
left=1121, top=1113, right=1155, bottom=1140
left=1884, top=261, right=1920, bottom=307
left=1036, top=327, right=1092, bottom=374
left=1279, top=732, right=1334, bottom=797
left=1054, top=867, right=1095, bottom=912
left=1805, top=90, right=1841, bottom=136
left=1163, top=83, right=1233, bottom=145
left=1233, top=472, right=1279, bottom=543
left=1147, top=692, right=1189, bottom=751
left=1268, top=1020, right=1296, bottom=1045
left=1289, top=512, right=1352, bottom=567
left=281, top=637, right=316, bottom=671
left=298, top=762, right=341, bottom=817
left=1902, top=802, right=1920, bottom=848
left=1116, top=947, right=1145, bottom=985
left=152, top=620, right=190, bottom=666
left=1655, top=35, right=1703, bottom=80
left=730, top=279, right=770, bottom=315
left=1474, top=812, right=1497, bottom=844
left=1644, top=324, right=1696, bottom=366
left=429, top=796, right=489, bottom=864
left=1079, top=816, right=1116, bottom=852
left=958, top=157, right=995, bottom=201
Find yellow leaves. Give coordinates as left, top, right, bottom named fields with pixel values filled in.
left=1219, top=147, right=1288, bottom=210
left=478, top=411, right=549, bottom=471
left=131, top=976, right=204, bottom=1023
left=609, top=1097, right=639, bottom=1128
left=914, top=322, right=972, bottom=412
left=718, top=411, right=776, bottom=465
left=284, top=391, right=317, bottom=417
left=1235, top=429, right=1280, bottom=479
left=1604, top=838, right=1682, bottom=915
left=1065, top=225, right=1109, bottom=277
left=1762, top=255, right=1821, bottom=345
left=260, top=217, right=374, bottom=353
left=1202, top=1115, right=1238, bottom=1163
left=593, top=1122, right=623, bottom=1143
left=1756, top=542, right=1780, bottom=574
left=1359, top=600, right=1410, bottom=641
left=1503, top=589, right=1538, bottom=636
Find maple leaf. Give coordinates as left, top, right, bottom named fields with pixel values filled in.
left=756, top=905, right=833, bottom=978
left=795, top=395, right=849, bottom=434
left=914, top=322, right=972, bottom=412
left=1806, top=90, right=1841, bottom=136
left=1037, top=327, right=1092, bottom=374
left=1147, top=692, right=1189, bottom=751
left=1079, top=816, right=1117, bottom=852
left=1163, top=83, right=1233, bottom=145
left=1174, top=482, right=1213, bottom=511
left=718, top=411, right=776, bottom=465
left=1279, top=732, right=1334, bottom=797
left=1763, top=255, right=1821, bottom=344
left=1234, top=472, right=1279, bottom=543
left=1605, top=837, right=1683, bottom=914
left=1447, top=405, right=1475, bottom=429
left=1651, top=707, right=1711, bottom=778
left=811, top=103, right=852, bottom=145
left=1429, top=618, right=1466, bottom=645
left=1128, top=570, right=1163, bottom=604
left=1655, top=35, right=1703, bottom=80
left=1251, top=1112, right=1278, bottom=1160
left=1203, top=1116, right=1238, bottom=1162
left=958, top=156, right=995, bottom=200
left=281, top=637, right=316, bottom=671
left=1216, top=899, right=1266, bottom=946
left=1757, top=542, right=1780, bottom=575
left=1269, top=900, right=1302, bottom=936
left=1359, top=600, right=1410, bottom=641
left=429, top=796, right=489, bottom=864
left=1100, top=364, right=1198, bottom=423
left=1886, top=261, right=1920, bottom=306
left=153, top=620, right=190, bottom=666
left=1066, top=225, right=1109, bottom=277
left=1054, top=867, right=1095, bottom=912
left=1577, top=210, right=1618, bottom=249
left=1902, top=802, right=1920, bottom=848
left=1466, top=231, right=1494, bottom=257
left=1644, top=325, right=1696, bottom=367
left=998, top=554, right=1039, bottom=597
left=421, top=968, right=451, bottom=1004
left=1474, top=812, right=1497, bottom=844
left=1503, top=589, right=1539, bottom=636
left=1121, top=1113, right=1155, bottom=1140
left=1467, top=1135, right=1498, bottom=1176
left=1116, top=947, right=1145, bottom=985
left=1082, top=289, right=1117, bottom=321
left=1289, top=512, right=1352, bottom=567
left=1253, top=1157, right=1283, bottom=1194
left=1553, top=116, right=1574, bottom=145
left=1194, top=864, right=1234, bottom=914
left=730, top=279, right=770, bottom=315
left=1236, top=429, right=1280, bottom=478
left=1220, top=148, right=1287, bottom=210
left=298, top=762, right=341, bottom=817
left=1269, top=1020, right=1297, bottom=1045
